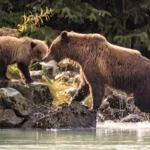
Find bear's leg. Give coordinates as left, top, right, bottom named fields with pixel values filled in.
left=17, top=62, right=33, bottom=83
left=86, top=73, right=105, bottom=111
left=134, top=82, right=150, bottom=113
left=3, top=67, right=9, bottom=80
left=72, top=78, right=90, bottom=102
left=0, top=60, right=9, bottom=80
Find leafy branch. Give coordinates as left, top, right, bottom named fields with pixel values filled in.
left=17, top=7, right=52, bottom=32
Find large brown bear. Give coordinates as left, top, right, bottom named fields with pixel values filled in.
left=43, top=31, right=150, bottom=113
left=0, top=36, right=48, bottom=83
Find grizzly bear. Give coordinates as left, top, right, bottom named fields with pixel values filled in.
left=0, top=36, right=48, bottom=83
left=43, top=31, right=150, bottom=113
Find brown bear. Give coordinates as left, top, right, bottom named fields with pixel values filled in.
left=0, top=36, right=48, bottom=83
left=43, top=31, right=150, bottom=113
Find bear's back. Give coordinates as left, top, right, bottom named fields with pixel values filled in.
left=0, top=36, right=23, bottom=51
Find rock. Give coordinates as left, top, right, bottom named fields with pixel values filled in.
left=126, top=97, right=136, bottom=113
left=99, top=91, right=127, bottom=121
left=0, top=80, right=9, bottom=88
left=41, top=60, right=60, bottom=80
left=73, top=74, right=81, bottom=86
left=64, top=87, right=77, bottom=97
left=22, top=109, right=45, bottom=129
left=55, top=72, right=70, bottom=81
left=35, top=102, right=96, bottom=129
left=23, top=102, right=96, bottom=129
left=98, top=107, right=127, bottom=121
left=0, top=88, right=31, bottom=117
left=30, top=70, right=43, bottom=81
left=54, top=71, right=80, bottom=86
left=0, top=109, right=22, bottom=128
left=100, top=91, right=126, bottom=111
left=121, top=114, right=143, bottom=122
left=7, top=80, right=53, bottom=106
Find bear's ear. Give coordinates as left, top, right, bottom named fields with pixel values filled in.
left=61, top=31, right=68, bottom=41
left=31, top=41, right=37, bottom=48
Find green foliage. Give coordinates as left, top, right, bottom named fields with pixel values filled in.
left=51, top=0, right=111, bottom=24
left=1, top=0, right=150, bottom=52
left=114, top=32, right=150, bottom=48
left=0, top=0, right=21, bottom=28
left=49, top=0, right=150, bottom=51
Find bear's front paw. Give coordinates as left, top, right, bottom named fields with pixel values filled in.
left=25, top=78, right=34, bottom=84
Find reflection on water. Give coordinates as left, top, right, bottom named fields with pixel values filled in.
left=0, top=122, right=150, bottom=150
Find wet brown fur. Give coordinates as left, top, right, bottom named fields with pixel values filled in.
left=43, top=31, right=150, bottom=112
left=0, top=36, right=48, bottom=83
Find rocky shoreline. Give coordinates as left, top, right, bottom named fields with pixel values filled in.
left=0, top=27, right=149, bottom=129
left=0, top=69, right=149, bottom=129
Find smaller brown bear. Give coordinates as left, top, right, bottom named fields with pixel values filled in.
left=0, top=36, right=48, bottom=83
left=43, top=31, right=150, bottom=113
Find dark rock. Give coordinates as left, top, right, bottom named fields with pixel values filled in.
left=22, top=110, right=44, bottom=129
left=0, top=88, right=31, bottom=117
left=0, top=80, right=9, bottom=88
left=103, top=91, right=127, bottom=109
left=8, top=80, right=53, bottom=106
left=23, top=102, right=96, bottom=129
left=121, top=114, right=143, bottom=122
left=0, top=109, right=22, bottom=127
left=126, top=97, right=136, bottom=113
left=99, top=91, right=127, bottom=121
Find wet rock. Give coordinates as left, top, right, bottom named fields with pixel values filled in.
left=8, top=80, right=53, bottom=106
left=35, top=102, right=96, bottom=129
left=0, top=109, right=22, bottom=128
left=126, top=97, right=136, bottom=113
left=22, top=109, right=44, bottom=129
left=100, top=91, right=126, bottom=112
left=23, top=102, right=96, bottom=129
left=99, top=91, right=127, bottom=121
left=0, top=88, right=31, bottom=117
left=98, top=107, right=127, bottom=121
left=121, top=114, right=143, bottom=122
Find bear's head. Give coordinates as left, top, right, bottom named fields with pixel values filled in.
left=42, top=31, right=72, bottom=63
left=30, top=39, right=48, bottom=60
left=42, top=31, right=106, bottom=63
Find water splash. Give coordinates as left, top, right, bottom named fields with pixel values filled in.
left=97, top=121, right=150, bottom=130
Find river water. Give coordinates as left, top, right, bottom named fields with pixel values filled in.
left=0, top=121, right=150, bottom=150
